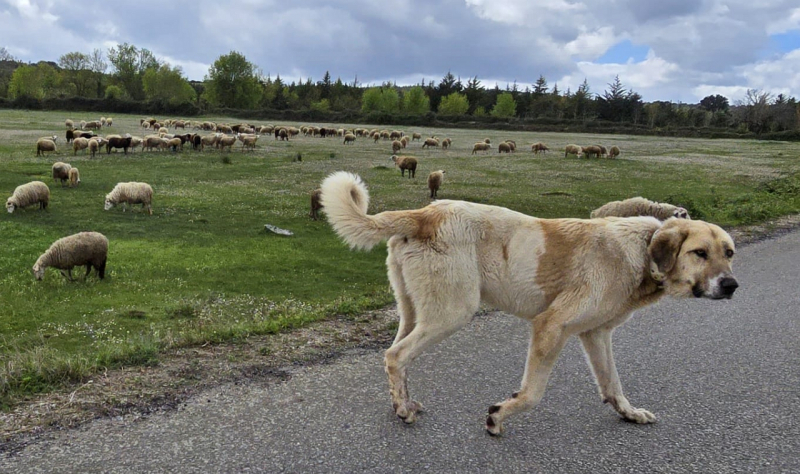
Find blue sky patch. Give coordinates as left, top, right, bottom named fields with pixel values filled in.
left=770, top=31, right=800, bottom=52
left=596, top=40, right=650, bottom=64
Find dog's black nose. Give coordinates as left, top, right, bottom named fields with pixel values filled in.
left=720, top=277, right=739, bottom=295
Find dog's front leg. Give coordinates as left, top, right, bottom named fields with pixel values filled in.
left=486, top=311, right=569, bottom=436
left=579, top=328, right=656, bottom=424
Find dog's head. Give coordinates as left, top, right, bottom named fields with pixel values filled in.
left=648, top=218, right=738, bottom=299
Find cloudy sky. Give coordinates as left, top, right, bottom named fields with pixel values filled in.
left=2, top=0, right=799, bottom=103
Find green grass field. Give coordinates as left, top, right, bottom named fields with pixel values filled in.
left=2, top=109, right=799, bottom=406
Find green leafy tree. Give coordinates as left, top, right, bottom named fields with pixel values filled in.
left=58, top=51, right=94, bottom=97
left=142, top=64, right=196, bottom=104
left=104, top=84, right=126, bottom=100
left=310, top=98, right=331, bottom=112
left=699, top=94, right=729, bottom=113
left=107, top=43, right=159, bottom=100
left=437, top=92, right=469, bottom=115
left=8, top=63, right=58, bottom=99
left=491, top=92, right=517, bottom=117
left=402, top=86, right=430, bottom=114
left=204, top=51, right=262, bottom=109
left=361, top=86, right=400, bottom=113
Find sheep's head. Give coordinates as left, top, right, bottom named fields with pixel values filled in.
left=6, top=198, right=16, bottom=213
left=51, top=135, right=58, bottom=142
left=32, top=263, right=45, bottom=280
left=104, top=196, right=114, bottom=210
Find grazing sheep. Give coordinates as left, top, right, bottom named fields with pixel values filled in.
left=310, top=188, right=323, bottom=220
left=484, top=138, right=491, bottom=144
left=100, top=117, right=107, bottom=127
left=503, top=140, right=516, bottom=152
left=167, top=137, right=183, bottom=152
left=391, top=155, right=418, bottom=178
left=68, top=167, right=80, bottom=187
left=107, top=136, right=133, bottom=154
left=143, top=135, right=164, bottom=152
left=200, top=134, right=219, bottom=151
left=392, top=140, right=403, bottom=153
left=278, top=128, right=289, bottom=141
left=36, top=138, right=57, bottom=157
left=106, top=117, right=113, bottom=127
left=343, top=133, right=356, bottom=145
left=427, top=170, right=445, bottom=199
left=105, top=182, right=153, bottom=215
left=83, top=120, right=101, bottom=130
left=52, top=162, right=72, bottom=186
left=88, top=138, right=101, bottom=158
left=472, top=142, right=491, bottom=154
left=582, top=145, right=602, bottom=159
left=498, top=142, right=512, bottom=154
left=411, top=132, right=421, bottom=141
left=128, top=136, right=143, bottom=153
left=65, top=119, right=74, bottom=130
left=590, top=197, right=691, bottom=220
left=532, top=142, right=549, bottom=154
left=66, top=129, right=74, bottom=143
left=241, top=134, right=258, bottom=151
left=422, top=138, right=439, bottom=149
left=32, top=232, right=108, bottom=281
left=72, top=137, right=90, bottom=155
left=608, top=145, right=621, bottom=159
left=595, top=145, right=607, bottom=157
left=218, top=135, right=237, bottom=152
left=441, top=138, right=452, bottom=149
left=400, top=136, right=409, bottom=148
left=564, top=144, right=582, bottom=158
left=390, top=130, right=402, bottom=140
left=6, top=181, right=49, bottom=213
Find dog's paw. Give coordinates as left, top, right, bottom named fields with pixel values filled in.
left=395, top=400, right=424, bottom=424
left=623, top=407, right=657, bottom=424
left=485, top=414, right=504, bottom=436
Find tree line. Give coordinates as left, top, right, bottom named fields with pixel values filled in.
left=1, top=46, right=799, bottom=138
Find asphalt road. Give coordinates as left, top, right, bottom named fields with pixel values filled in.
left=3, top=230, right=799, bottom=473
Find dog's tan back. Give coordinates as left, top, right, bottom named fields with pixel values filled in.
left=321, top=172, right=737, bottom=434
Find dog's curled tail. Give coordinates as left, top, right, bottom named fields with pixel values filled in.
left=321, top=171, right=424, bottom=250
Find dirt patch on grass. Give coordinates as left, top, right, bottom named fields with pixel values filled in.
left=1, top=308, right=398, bottom=454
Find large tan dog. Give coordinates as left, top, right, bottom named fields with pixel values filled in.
left=320, top=172, right=739, bottom=435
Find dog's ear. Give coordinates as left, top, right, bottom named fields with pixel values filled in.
left=648, top=225, right=688, bottom=281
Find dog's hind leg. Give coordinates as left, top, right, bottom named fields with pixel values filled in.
left=485, top=304, right=573, bottom=436
left=384, top=255, right=480, bottom=424
left=579, top=328, right=656, bottom=424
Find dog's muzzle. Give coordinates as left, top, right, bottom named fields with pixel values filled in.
left=719, top=277, right=739, bottom=298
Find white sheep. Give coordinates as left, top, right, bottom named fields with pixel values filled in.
left=68, top=167, right=81, bottom=187
left=105, top=182, right=154, bottom=215
left=564, top=144, right=582, bottom=158
left=422, top=138, right=439, bottom=149
left=428, top=170, right=445, bottom=199
left=590, top=197, right=691, bottom=220
left=72, top=137, right=90, bottom=155
left=36, top=138, right=57, bottom=157
left=6, top=181, right=50, bottom=213
left=32, top=232, right=108, bottom=281
left=65, top=119, right=74, bottom=130
left=52, top=162, right=72, bottom=186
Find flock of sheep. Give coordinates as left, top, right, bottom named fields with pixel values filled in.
left=14, top=115, right=631, bottom=280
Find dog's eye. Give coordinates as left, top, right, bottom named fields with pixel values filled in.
left=693, top=249, right=708, bottom=259
left=725, top=249, right=734, bottom=258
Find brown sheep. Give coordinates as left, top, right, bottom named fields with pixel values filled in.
left=310, top=188, right=323, bottom=220
left=400, top=136, right=409, bottom=148
left=582, top=145, right=602, bottom=159
left=343, top=133, right=356, bottom=145
left=498, top=142, right=512, bottom=154
left=52, top=162, right=72, bottom=186
left=484, top=138, right=491, bottom=144
left=472, top=142, right=491, bottom=154
left=36, top=138, right=57, bottom=157
left=427, top=170, right=445, bottom=199
left=422, top=138, right=439, bottom=149
left=504, top=140, right=516, bottom=152
left=532, top=142, right=549, bottom=154
left=392, top=140, right=403, bottom=153
left=106, top=136, right=133, bottom=154
left=564, top=144, right=582, bottom=158
left=608, top=146, right=621, bottom=159
left=411, top=132, right=421, bottom=141
left=595, top=145, right=608, bottom=157
left=441, top=138, right=452, bottom=149
left=391, top=155, right=418, bottom=178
